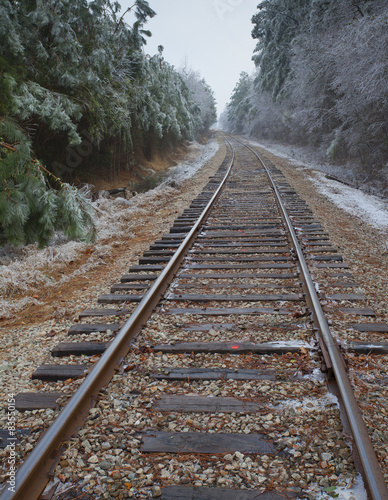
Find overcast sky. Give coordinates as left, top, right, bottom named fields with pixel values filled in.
left=120, top=0, right=259, bottom=116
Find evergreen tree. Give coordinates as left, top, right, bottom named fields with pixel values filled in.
left=0, top=1, right=218, bottom=246
left=226, top=72, right=254, bottom=134
left=251, top=0, right=309, bottom=100
left=180, top=67, right=217, bottom=132
left=226, top=0, right=388, bottom=177
left=0, top=118, right=95, bottom=247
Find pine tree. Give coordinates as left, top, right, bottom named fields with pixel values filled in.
left=0, top=0, right=219, bottom=246
left=226, top=72, right=255, bottom=134
left=180, top=67, right=217, bottom=132
left=0, top=118, right=96, bottom=247
left=251, top=0, right=309, bottom=99
left=228, top=0, right=388, bottom=176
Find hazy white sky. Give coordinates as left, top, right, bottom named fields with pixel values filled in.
left=120, top=0, right=259, bottom=115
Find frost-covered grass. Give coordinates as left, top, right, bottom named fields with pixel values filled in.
left=0, top=140, right=219, bottom=319
left=167, top=139, right=220, bottom=183
left=312, top=172, right=388, bottom=231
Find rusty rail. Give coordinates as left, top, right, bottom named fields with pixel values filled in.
left=238, top=138, right=388, bottom=500
left=0, top=144, right=235, bottom=500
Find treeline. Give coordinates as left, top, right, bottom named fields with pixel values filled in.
left=222, top=0, right=388, bottom=187
left=0, top=0, right=216, bottom=247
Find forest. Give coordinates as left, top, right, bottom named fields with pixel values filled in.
left=0, top=0, right=217, bottom=247
left=222, top=0, right=388, bottom=193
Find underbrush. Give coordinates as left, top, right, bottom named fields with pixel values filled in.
left=129, top=172, right=167, bottom=193
left=0, top=139, right=220, bottom=319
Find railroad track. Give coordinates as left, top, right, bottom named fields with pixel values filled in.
left=1, top=137, right=388, bottom=499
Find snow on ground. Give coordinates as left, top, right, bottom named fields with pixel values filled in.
left=278, top=392, right=339, bottom=413
left=307, top=474, right=367, bottom=500
left=247, top=139, right=358, bottom=184
left=311, top=171, right=388, bottom=231
left=248, top=139, right=388, bottom=234
left=0, top=140, right=219, bottom=319
left=3, top=134, right=387, bottom=318
left=276, top=392, right=368, bottom=499
left=167, top=139, right=219, bottom=182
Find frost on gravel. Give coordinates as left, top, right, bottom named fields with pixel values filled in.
left=0, top=140, right=219, bottom=319
left=308, top=474, right=367, bottom=500
left=247, top=139, right=356, bottom=182
left=247, top=138, right=388, bottom=235
left=311, top=172, right=388, bottom=231
left=247, top=138, right=366, bottom=188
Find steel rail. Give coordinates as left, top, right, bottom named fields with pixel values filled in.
left=238, top=138, right=388, bottom=500
left=0, top=144, right=235, bottom=500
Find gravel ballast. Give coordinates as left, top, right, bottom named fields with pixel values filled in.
left=1, top=136, right=387, bottom=499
